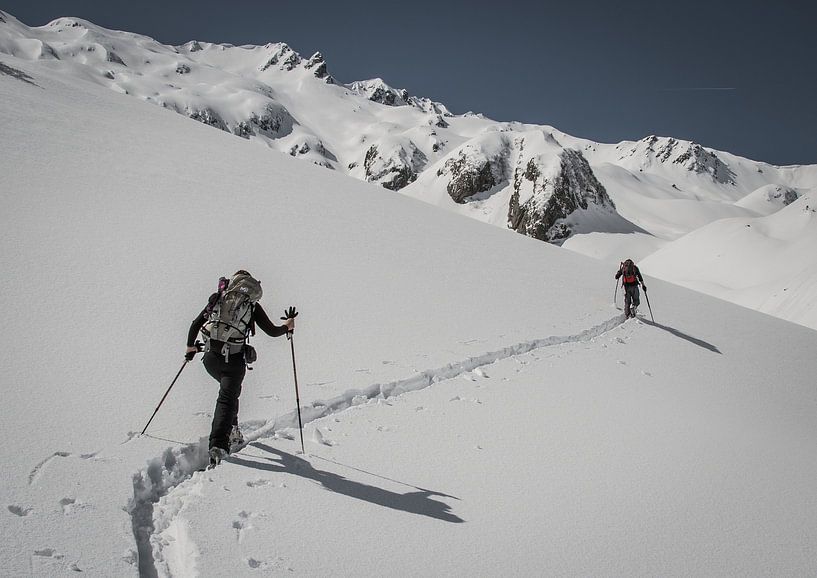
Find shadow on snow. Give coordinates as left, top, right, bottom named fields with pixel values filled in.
left=641, top=318, right=721, bottom=354
left=230, top=442, right=464, bottom=523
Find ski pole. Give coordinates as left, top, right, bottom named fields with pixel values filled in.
left=140, top=341, right=203, bottom=435
left=614, top=261, right=623, bottom=306
left=281, top=307, right=304, bottom=454
left=288, top=333, right=305, bottom=454
left=141, top=360, right=188, bottom=435
left=644, top=288, right=655, bottom=322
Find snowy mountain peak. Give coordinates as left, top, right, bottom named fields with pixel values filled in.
left=617, top=135, right=736, bottom=185
left=348, top=78, right=410, bottom=106
left=346, top=77, right=451, bottom=116
left=304, top=51, right=332, bottom=81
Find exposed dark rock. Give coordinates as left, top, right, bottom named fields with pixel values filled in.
left=281, top=52, right=301, bottom=71
left=304, top=52, right=332, bottom=82
left=0, top=61, right=39, bottom=86
left=175, top=64, right=191, bottom=74
left=233, top=103, right=295, bottom=139
left=673, top=142, right=736, bottom=184
left=767, top=186, right=799, bottom=205
left=288, top=139, right=337, bottom=164
left=638, top=135, right=736, bottom=185
left=41, top=43, right=60, bottom=60
left=107, top=51, right=126, bottom=66
left=103, top=70, right=115, bottom=80
left=441, top=151, right=497, bottom=203
left=233, top=121, right=252, bottom=138
left=434, top=115, right=449, bottom=129
left=408, top=96, right=452, bottom=116
left=187, top=107, right=227, bottom=131
left=508, top=149, right=614, bottom=243
left=260, top=45, right=289, bottom=71
left=189, top=41, right=203, bottom=52
left=291, top=142, right=310, bottom=156
left=363, top=143, right=426, bottom=190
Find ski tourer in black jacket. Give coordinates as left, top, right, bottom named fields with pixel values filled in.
left=186, top=296, right=293, bottom=454
left=615, top=261, right=647, bottom=318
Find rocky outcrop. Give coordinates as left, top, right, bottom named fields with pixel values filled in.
left=287, top=136, right=337, bottom=169
left=508, top=149, right=614, bottom=243
left=250, top=103, right=294, bottom=137
left=363, top=142, right=427, bottom=191
left=624, top=136, right=736, bottom=185
left=0, top=61, right=37, bottom=85
left=186, top=107, right=227, bottom=131
left=437, top=146, right=507, bottom=203
left=106, top=51, right=126, bottom=66
left=349, top=79, right=409, bottom=106
left=259, top=44, right=303, bottom=72
left=348, top=79, right=452, bottom=116
left=304, top=52, right=333, bottom=83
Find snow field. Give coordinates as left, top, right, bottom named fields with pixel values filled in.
left=3, top=48, right=817, bottom=577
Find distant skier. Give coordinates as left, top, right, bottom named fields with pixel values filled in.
left=186, top=270, right=296, bottom=467
left=615, top=259, right=646, bottom=318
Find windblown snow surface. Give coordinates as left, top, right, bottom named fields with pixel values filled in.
left=2, top=55, right=817, bottom=577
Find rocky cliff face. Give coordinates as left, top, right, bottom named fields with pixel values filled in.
left=508, top=148, right=615, bottom=243
left=233, top=103, right=295, bottom=139
left=363, top=141, right=427, bottom=190
left=619, top=136, right=736, bottom=185
left=348, top=78, right=451, bottom=116
left=435, top=143, right=509, bottom=203
left=304, top=52, right=333, bottom=83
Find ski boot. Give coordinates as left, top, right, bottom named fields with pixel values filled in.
left=208, top=447, right=228, bottom=469
left=229, top=425, right=244, bottom=447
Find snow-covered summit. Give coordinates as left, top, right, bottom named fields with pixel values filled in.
left=614, top=135, right=737, bottom=185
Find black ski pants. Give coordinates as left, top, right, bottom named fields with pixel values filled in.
left=624, top=284, right=641, bottom=316
left=203, top=351, right=245, bottom=452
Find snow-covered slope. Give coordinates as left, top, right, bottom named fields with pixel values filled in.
left=640, top=194, right=817, bottom=329
left=3, top=10, right=817, bottom=329
left=3, top=48, right=817, bottom=577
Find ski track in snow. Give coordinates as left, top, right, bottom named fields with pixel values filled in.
left=130, top=314, right=625, bottom=577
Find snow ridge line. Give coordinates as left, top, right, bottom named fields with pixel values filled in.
left=248, top=314, right=624, bottom=440
left=129, top=314, right=623, bottom=576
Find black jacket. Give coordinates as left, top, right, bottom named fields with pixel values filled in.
left=187, top=294, right=288, bottom=347
left=615, top=264, right=644, bottom=287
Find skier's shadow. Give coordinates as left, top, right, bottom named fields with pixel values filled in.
left=230, top=442, right=464, bottom=523
left=640, top=319, right=721, bottom=354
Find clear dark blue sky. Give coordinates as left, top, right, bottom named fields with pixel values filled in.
left=4, top=0, right=815, bottom=165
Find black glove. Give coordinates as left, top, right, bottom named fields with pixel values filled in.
left=185, top=348, right=196, bottom=361
left=281, top=306, right=299, bottom=321
left=642, top=285, right=647, bottom=291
